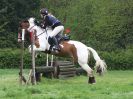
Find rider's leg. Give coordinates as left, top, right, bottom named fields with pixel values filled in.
left=50, top=26, right=64, bottom=51
left=52, top=36, right=60, bottom=51
left=50, top=26, right=64, bottom=37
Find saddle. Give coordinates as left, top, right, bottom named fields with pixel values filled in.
left=48, top=34, right=70, bottom=53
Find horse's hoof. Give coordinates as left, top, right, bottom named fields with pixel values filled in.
left=88, top=77, right=96, bottom=84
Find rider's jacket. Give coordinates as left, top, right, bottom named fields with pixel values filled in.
left=41, top=15, right=62, bottom=29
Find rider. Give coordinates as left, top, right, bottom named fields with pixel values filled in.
left=40, top=8, right=64, bottom=51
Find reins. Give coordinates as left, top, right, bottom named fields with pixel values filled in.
left=36, top=28, right=48, bottom=39
left=28, top=25, right=48, bottom=38
left=28, top=25, right=35, bottom=31
left=37, top=30, right=45, bottom=37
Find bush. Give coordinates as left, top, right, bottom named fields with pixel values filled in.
left=0, top=48, right=47, bottom=68
left=0, top=48, right=133, bottom=70
left=100, top=48, right=133, bottom=70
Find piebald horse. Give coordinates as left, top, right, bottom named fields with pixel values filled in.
left=18, top=17, right=107, bottom=84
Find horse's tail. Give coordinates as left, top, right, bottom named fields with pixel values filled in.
left=87, top=47, right=107, bottom=75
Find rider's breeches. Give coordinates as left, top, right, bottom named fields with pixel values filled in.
left=50, top=26, right=64, bottom=37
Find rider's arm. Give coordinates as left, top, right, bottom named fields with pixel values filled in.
left=41, top=16, right=49, bottom=29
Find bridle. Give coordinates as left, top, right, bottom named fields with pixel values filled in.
left=21, top=20, right=49, bottom=40
left=37, top=30, right=46, bottom=37
left=27, top=25, right=35, bottom=32
left=28, top=24, right=48, bottom=40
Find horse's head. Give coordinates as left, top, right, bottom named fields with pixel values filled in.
left=18, top=17, right=42, bottom=48
left=19, top=19, right=30, bottom=30
left=18, top=18, right=36, bottom=43
left=19, top=17, right=36, bottom=31
left=18, top=19, right=30, bottom=42
left=19, top=17, right=39, bottom=38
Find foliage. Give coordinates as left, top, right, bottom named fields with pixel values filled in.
left=58, top=0, right=133, bottom=51
left=0, top=48, right=48, bottom=68
left=0, top=48, right=133, bottom=70
left=0, top=0, right=40, bottom=48
left=0, top=0, right=133, bottom=69
left=0, top=0, right=133, bottom=50
left=100, top=48, right=133, bottom=70
left=89, top=0, right=133, bottom=51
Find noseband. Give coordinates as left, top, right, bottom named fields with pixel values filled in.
left=28, top=25, right=36, bottom=32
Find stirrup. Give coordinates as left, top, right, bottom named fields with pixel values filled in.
left=53, top=46, right=60, bottom=51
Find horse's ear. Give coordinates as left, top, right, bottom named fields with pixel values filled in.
left=23, top=19, right=29, bottom=23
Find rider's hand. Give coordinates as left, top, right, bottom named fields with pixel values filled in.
left=35, top=20, right=40, bottom=26
left=40, top=23, right=46, bottom=29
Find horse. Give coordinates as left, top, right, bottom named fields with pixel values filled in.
left=18, top=17, right=107, bottom=84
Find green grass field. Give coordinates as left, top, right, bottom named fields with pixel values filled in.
left=0, top=69, right=133, bottom=99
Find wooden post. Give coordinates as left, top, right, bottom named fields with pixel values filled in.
left=46, top=54, right=49, bottom=66
left=26, top=69, right=32, bottom=85
left=51, top=55, right=54, bottom=66
left=19, top=29, right=26, bottom=85
left=31, top=32, right=36, bottom=85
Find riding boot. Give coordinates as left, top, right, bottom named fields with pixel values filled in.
left=52, top=36, right=60, bottom=51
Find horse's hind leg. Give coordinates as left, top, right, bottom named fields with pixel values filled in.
left=79, top=63, right=96, bottom=84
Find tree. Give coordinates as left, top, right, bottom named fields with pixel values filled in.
left=0, top=0, right=40, bottom=48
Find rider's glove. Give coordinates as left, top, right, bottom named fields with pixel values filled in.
left=34, top=20, right=40, bottom=26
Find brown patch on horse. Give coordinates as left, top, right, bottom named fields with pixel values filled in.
left=34, top=30, right=40, bottom=48
left=35, top=38, right=40, bottom=48
left=54, top=41, right=78, bottom=64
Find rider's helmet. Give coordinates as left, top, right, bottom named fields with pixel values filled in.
left=40, top=8, right=48, bottom=16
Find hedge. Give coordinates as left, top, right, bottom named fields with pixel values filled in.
left=0, top=48, right=133, bottom=70
left=0, top=48, right=47, bottom=69
left=100, top=48, right=133, bottom=70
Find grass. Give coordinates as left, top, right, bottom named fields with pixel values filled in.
left=0, top=69, right=133, bottom=99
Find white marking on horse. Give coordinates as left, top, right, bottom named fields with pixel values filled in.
left=60, top=44, right=64, bottom=48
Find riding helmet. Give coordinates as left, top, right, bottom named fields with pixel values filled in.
left=40, top=8, right=48, bottom=15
